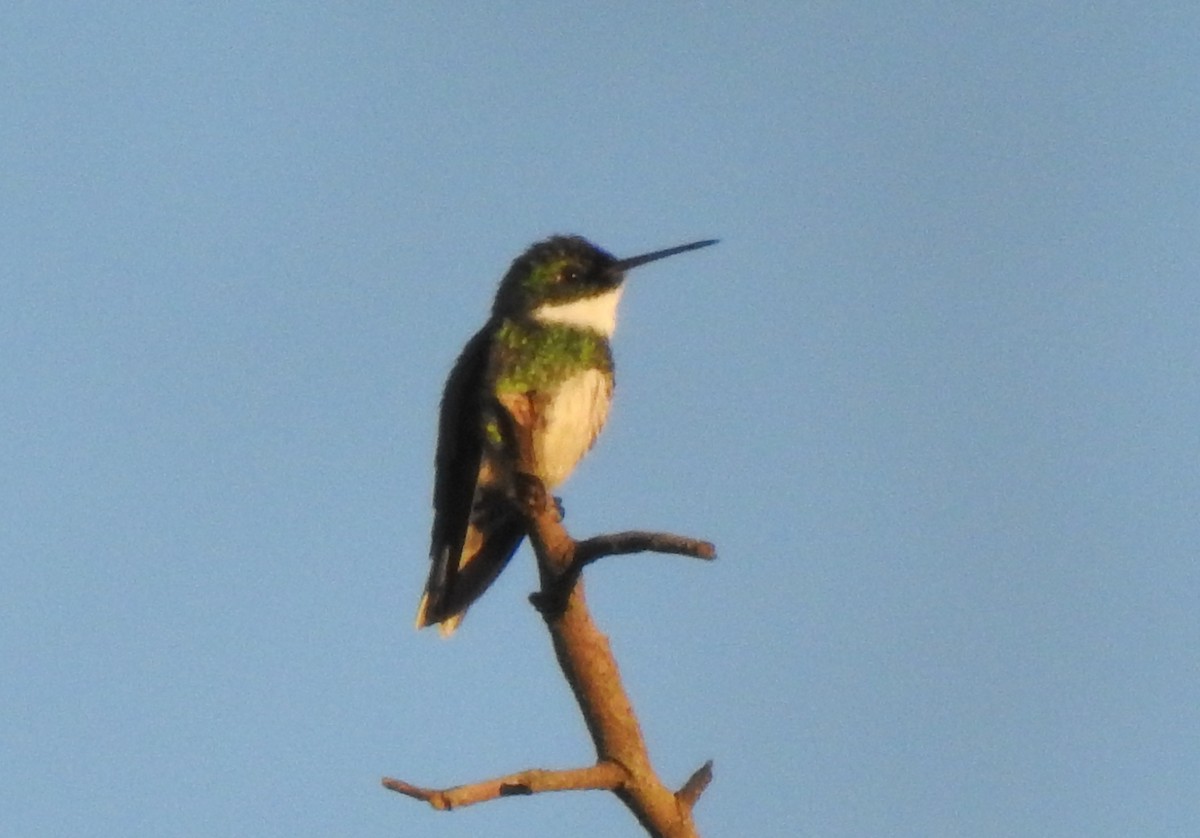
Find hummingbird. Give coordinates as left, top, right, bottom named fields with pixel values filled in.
left=415, top=234, right=718, bottom=635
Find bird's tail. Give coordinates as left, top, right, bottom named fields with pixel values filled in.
left=415, top=511, right=526, bottom=636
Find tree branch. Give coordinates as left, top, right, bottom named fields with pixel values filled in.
left=675, top=761, right=714, bottom=809
left=576, top=530, right=716, bottom=567
left=389, top=473, right=715, bottom=837
left=382, top=762, right=625, bottom=810
left=521, top=486, right=712, bottom=837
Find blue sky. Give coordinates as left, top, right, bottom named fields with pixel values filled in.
left=3, top=4, right=1198, bottom=836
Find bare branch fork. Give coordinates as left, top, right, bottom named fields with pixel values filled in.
left=384, top=475, right=717, bottom=838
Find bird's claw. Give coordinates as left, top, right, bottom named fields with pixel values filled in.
left=512, top=472, right=558, bottom=521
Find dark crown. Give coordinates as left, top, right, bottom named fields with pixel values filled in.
left=492, top=235, right=619, bottom=316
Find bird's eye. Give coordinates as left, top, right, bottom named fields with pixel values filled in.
left=558, top=266, right=579, bottom=284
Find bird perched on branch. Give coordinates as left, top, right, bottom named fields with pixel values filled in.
left=415, top=234, right=717, bottom=635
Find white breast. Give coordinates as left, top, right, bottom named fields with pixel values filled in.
left=536, top=368, right=612, bottom=487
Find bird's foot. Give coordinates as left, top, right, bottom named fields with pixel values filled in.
left=512, top=471, right=558, bottom=521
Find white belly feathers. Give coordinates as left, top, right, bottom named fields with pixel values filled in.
left=535, top=368, right=612, bottom=487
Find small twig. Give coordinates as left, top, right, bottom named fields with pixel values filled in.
left=575, top=531, right=717, bottom=566
left=675, top=760, right=714, bottom=809
left=529, top=530, right=714, bottom=619
left=382, top=762, right=625, bottom=811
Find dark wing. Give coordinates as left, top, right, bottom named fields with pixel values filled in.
left=415, top=323, right=494, bottom=629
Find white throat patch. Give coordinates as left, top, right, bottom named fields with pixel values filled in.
left=532, top=287, right=623, bottom=336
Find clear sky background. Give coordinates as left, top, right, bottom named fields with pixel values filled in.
left=3, top=4, right=1198, bottom=837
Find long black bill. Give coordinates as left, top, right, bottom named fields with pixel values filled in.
left=611, top=238, right=719, bottom=272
